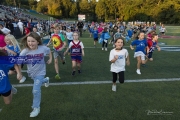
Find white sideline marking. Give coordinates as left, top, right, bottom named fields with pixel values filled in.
left=12, top=78, right=180, bottom=87
left=21, top=70, right=27, bottom=72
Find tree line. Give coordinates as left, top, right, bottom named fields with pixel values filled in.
left=1, top=0, right=180, bottom=24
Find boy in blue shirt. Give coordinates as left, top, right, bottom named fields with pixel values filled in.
left=91, top=26, right=99, bottom=48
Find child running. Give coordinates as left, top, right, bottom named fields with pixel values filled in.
left=0, top=50, right=17, bottom=105
left=130, top=32, right=148, bottom=75
left=91, top=26, right=99, bottom=48
left=3, top=34, right=26, bottom=83
left=65, top=27, right=73, bottom=55
left=19, top=32, right=52, bottom=117
left=64, top=32, right=85, bottom=76
left=113, top=28, right=125, bottom=47
left=100, top=27, right=111, bottom=51
left=146, top=33, right=161, bottom=62
left=109, top=37, right=130, bottom=92
left=47, top=23, right=66, bottom=79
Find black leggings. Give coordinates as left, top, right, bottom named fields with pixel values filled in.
left=102, top=39, right=108, bottom=48
left=112, top=71, right=124, bottom=83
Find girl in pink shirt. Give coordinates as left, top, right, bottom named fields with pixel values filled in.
left=0, top=30, right=6, bottom=50
left=98, top=25, right=104, bottom=34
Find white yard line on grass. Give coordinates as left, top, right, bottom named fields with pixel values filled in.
left=13, top=78, right=180, bottom=87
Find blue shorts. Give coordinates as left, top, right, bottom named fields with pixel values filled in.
left=71, top=56, right=82, bottom=63
left=0, top=89, right=11, bottom=97
left=94, top=37, right=98, bottom=41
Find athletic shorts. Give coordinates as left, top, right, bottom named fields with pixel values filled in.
left=53, top=50, right=64, bottom=60
left=71, top=56, right=82, bottom=63
left=134, top=51, right=146, bottom=60
left=94, top=37, right=98, bottom=41
left=0, top=89, right=11, bottom=97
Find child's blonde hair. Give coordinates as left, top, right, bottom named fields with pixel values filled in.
left=53, top=23, right=60, bottom=29
left=5, top=34, right=21, bottom=51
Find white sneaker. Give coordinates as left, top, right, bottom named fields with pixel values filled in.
left=102, top=48, right=104, bottom=50
left=30, top=108, right=40, bottom=117
left=105, top=48, right=107, bottom=51
left=11, top=86, right=17, bottom=94
left=45, top=77, right=49, bottom=87
left=112, top=85, right=116, bottom=92
left=19, top=76, right=26, bottom=83
left=136, top=69, right=141, bottom=75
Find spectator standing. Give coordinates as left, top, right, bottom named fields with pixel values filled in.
left=0, top=24, right=11, bottom=35
left=17, top=20, right=24, bottom=35
left=77, top=21, right=84, bottom=37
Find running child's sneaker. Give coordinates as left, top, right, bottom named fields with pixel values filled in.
left=11, top=86, right=17, bottom=94
left=30, top=107, right=40, bottom=117
left=136, top=69, right=141, bottom=75
left=55, top=74, right=60, bottom=79
left=112, top=85, right=116, bottom=92
left=19, top=76, right=26, bottom=83
left=45, top=77, right=49, bottom=87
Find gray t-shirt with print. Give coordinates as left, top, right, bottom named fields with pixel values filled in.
left=19, top=45, right=50, bottom=78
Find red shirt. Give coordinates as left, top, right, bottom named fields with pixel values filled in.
left=25, top=28, right=30, bottom=35
left=147, top=33, right=152, bottom=41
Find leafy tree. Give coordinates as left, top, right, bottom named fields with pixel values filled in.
left=36, top=2, right=48, bottom=13
left=69, top=3, right=78, bottom=17
left=5, top=0, right=14, bottom=6
left=95, top=0, right=106, bottom=19
left=1, top=0, right=180, bottom=24
left=61, top=0, right=73, bottom=18
left=28, top=0, right=37, bottom=9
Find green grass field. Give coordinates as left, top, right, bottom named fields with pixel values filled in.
left=0, top=26, right=180, bottom=120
